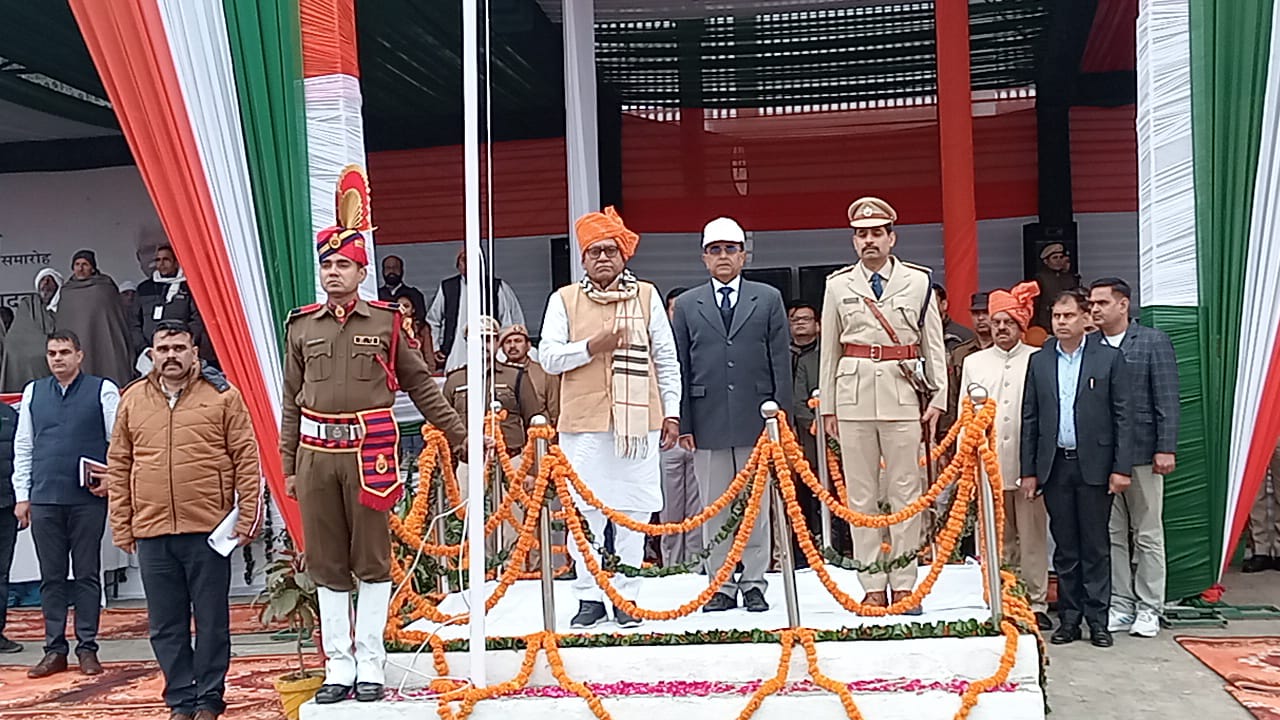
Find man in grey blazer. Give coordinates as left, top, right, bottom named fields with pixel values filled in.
left=1089, top=277, right=1180, bottom=638
left=1021, top=288, right=1133, bottom=648
left=672, top=217, right=792, bottom=613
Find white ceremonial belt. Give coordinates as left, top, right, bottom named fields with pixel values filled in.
left=300, top=416, right=366, bottom=442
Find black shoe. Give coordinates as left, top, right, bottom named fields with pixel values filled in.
left=570, top=600, right=608, bottom=629
left=0, top=636, right=22, bottom=654
left=743, top=588, right=769, bottom=613
left=1089, top=625, right=1114, bottom=648
left=613, top=607, right=643, bottom=628
left=702, top=592, right=737, bottom=613
left=354, top=682, right=384, bottom=702
left=1242, top=555, right=1273, bottom=573
left=314, top=684, right=352, bottom=704
left=1035, top=612, right=1053, bottom=631
left=1050, top=624, right=1081, bottom=645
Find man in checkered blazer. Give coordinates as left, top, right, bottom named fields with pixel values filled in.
left=1088, top=277, right=1180, bottom=639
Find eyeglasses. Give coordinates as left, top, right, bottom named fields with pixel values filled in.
left=585, top=245, right=621, bottom=260
left=704, top=244, right=742, bottom=256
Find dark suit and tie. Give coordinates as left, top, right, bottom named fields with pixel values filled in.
left=1021, top=335, right=1132, bottom=643
left=672, top=218, right=792, bottom=612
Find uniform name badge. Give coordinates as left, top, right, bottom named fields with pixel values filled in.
left=355, top=408, right=403, bottom=511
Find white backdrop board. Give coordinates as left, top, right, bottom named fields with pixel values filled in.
left=0, top=167, right=164, bottom=308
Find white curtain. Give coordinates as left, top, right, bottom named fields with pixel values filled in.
left=1136, top=0, right=1197, bottom=308
left=155, top=0, right=282, bottom=422
left=304, top=72, right=378, bottom=301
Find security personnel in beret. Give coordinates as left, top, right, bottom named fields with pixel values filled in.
left=443, top=315, right=543, bottom=455
left=818, top=196, right=948, bottom=610
left=280, top=165, right=467, bottom=705
left=1033, top=242, right=1081, bottom=330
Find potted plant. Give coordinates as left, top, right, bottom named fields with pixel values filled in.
left=257, top=545, right=325, bottom=720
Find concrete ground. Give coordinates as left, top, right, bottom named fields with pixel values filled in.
left=4, top=568, right=1277, bottom=719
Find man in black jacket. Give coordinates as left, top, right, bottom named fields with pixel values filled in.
left=133, top=245, right=211, bottom=369
left=1020, top=288, right=1133, bottom=648
left=0, top=402, right=21, bottom=653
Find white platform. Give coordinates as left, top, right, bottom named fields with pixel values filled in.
left=302, top=563, right=1044, bottom=720
left=410, top=562, right=992, bottom=639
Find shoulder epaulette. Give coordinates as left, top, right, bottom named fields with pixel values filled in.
left=900, top=260, right=934, bottom=276
left=286, top=303, right=323, bottom=323
left=826, top=264, right=858, bottom=279
left=369, top=300, right=399, bottom=312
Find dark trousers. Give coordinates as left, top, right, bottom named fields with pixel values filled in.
left=30, top=503, right=107, bottom=655
left=0, top=509, right=16, bottom=635
left=1043, top=452, right=1114, bottom=628
left=138, top=534, right=232, bottom=715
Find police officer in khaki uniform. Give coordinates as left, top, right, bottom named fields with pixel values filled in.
left=443, top=316, right=543, bottom=455
left=280, top=166, right=467, bottom=705
left=818, top=197, right=947, bottom=609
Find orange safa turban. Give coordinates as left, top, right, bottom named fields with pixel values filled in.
left=574, top=206, right=639, bottom=259
left=988, top=280, right=1040, bottom=329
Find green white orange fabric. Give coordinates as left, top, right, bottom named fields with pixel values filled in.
left=1142, top=0, right=1280, bottom=594
left=65, top=0, right=348, bottom=547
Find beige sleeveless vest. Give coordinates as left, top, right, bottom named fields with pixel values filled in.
left=555, top=282, right=664, bottom=434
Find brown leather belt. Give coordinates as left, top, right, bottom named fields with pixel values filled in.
left=842, top=343, right=919, bottom=361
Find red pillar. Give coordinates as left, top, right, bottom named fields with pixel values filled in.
left=934, top=0, right=979, bottom=324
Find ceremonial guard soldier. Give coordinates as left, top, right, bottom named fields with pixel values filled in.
left=818, top=197, right=947, bottom=610
left=280, top=166, right=467, bottom=704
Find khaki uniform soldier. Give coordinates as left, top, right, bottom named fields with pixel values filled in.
left=443, top=316, right=543, bottom=455
left=280, top=166, right=466, bottom=705
left=818, top=197, right=947, bottom=609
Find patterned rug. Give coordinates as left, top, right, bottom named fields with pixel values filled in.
left=0, top=654, right=303, bottom=719
left=1177, top=636, right=1280, bottom=720
left=3, top=604, right=285, bottom=643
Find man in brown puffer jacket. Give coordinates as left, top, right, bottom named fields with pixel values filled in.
left=106, top=319, right=261, bottom=720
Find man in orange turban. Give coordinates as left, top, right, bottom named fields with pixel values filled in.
left=958, top=279, right=1051, bottom=630
left=539, top=206, right=681, bottom=630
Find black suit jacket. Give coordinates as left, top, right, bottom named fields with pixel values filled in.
left=1020, top=337, right=1134, bottom=487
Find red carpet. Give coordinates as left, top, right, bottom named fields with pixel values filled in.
left=0, top=654, right=303, bottom=718
left=3, top=604, right=284, bottom=642
left=1177, top=636, right=1280, bottom=720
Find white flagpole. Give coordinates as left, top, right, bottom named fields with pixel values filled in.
left=463, top=0, right=487, bottom=688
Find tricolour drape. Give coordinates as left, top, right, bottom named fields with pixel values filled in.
left=68, top=0, right=304, bottom=545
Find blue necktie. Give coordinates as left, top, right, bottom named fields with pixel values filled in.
left=870, top=273, right=884, bottom=300
left=719, top=286, right=734, bottom=332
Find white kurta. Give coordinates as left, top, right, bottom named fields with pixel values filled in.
left=959, top=342, right=1038, bottom=490
left=539, top=285, right=681, bottom=512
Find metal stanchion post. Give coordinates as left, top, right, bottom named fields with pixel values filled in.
left=966, top=384, right=1003, bottom=626
left=489, top=401, right=506, bottom=573
left=811, top=389, right=833, bottom=550
left=762, top=401, right=801, bottom=628
left=531, top=415, right=556, bottom=632
left=432, top=462, right=448, bottom=594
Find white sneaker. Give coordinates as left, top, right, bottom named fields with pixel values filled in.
left=1130, top=610, right=1161, bottom=638
left=1107, top=609, right=1136, bottom=632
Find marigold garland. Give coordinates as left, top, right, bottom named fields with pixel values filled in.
left=386, top=399, right=1034, bottom=720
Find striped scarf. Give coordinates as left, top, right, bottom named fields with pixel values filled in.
left=582, top=270, right=651, bottom=458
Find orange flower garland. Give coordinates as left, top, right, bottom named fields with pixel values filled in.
left=382, top=399, right=1033, bottom=720
left=554, top=452, right=771, bottom=621
left=561, top=443, right=760, bottom=535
